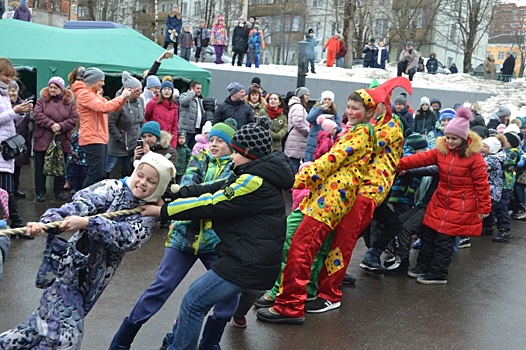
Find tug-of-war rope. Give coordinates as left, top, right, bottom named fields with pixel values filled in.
left=0, top=208, right=142, bottom=237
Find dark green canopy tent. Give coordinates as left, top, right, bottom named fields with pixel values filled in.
left=0, top=19, right=211, bottom=97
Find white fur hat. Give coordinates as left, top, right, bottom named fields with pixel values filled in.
left=128, top=152, right=175, bottom=203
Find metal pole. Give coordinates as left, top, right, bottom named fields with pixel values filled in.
left=297, top=41, right=308, bottom=88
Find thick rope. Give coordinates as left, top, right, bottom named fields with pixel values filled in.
left=0, top=208, right=142, bottom=237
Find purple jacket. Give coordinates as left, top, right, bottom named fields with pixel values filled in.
left=13, top=5, right=31, bottom=21
left=33, top=88, right=77, bottom=153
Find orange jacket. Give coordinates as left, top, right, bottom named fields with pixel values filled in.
left=323, top=35, right=340, bottom=52
left=72, top=81, right=126, bottom=146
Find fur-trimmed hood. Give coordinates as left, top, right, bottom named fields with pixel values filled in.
left=39, top=87, right=75, bottom=104
left=435, top=130, right=482, bottom=157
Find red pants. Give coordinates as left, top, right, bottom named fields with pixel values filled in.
left=326, top=50, right=336, bottom=67
left=273, top=195, right=375, bottom=318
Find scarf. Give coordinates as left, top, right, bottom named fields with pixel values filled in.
left=266, top=105, right=283, bottom=119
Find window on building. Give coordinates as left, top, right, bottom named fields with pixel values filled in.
left=162, top=5, right=171, bottom=12
left=72, top=4, right=77, bottom=14
left=447, top=57, right=453, bottom=67
left=181, top=2, right=188, bottom=14
left=194, top=1, right=201, bottom=16
left=375, top=18, right=389, bottom=37
left=78, top=6, right=88, bottom=18
left=313, top=0, right=323, bottom=8
left=498, top=51, right=504, bottom=60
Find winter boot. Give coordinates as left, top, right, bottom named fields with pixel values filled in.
left=512, top=204, right=526, bottom=219
left=359, top=247, right=383, bottom=273
left=492, top=230, right=511, bottom=242
left=383, top=258, right=410, bottom=276
left=109, top=317, right=142, bottom=350
left=199, top=316, right=227, bottom=350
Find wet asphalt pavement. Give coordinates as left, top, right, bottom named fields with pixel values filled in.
left=1, top=164, right=526, bottom=349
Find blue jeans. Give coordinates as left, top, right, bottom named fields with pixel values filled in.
left=168, top=270, right=242, bottom=350
left=289, top=157, right=301, bottom=174
left=336, top=57, right=344, bottom=67
left=515, top=182, right=526, bottom=205
left=105, top=153, right=133, bottom=177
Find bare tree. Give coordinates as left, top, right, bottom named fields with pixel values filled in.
left=449, top=0, right=497, bottom=73
left=342, top=0, right=356, bottom=67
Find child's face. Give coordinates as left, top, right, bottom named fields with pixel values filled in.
left=482, top=144, right=490, bottom=155
left=346, top=99, right=372, bottom=126
left=203, top=132, right=210, bottom=139
left=440, top=118, right=452, bottom=127
left=129, top=164, right=160, bottom=199
left=394, top=103, right=404, bottom=112
left=184, top=26, right=190, bottom=32
left=209, top=136, right=231, bottom=158
left=231, top=151, right=251, bottom=167
left=178, top=135, right=186, bottom=145
left=142, top=133, right=158, bottom=147
left=330, top=127, right=337, bottom=135
left=161, top=87, right=173, bottom=99
left=445, top=133, right=464, bottom=149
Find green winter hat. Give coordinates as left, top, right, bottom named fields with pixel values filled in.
left=405, top=132, right=428, bottom=151
left=209, top=119, right=238, bottom=148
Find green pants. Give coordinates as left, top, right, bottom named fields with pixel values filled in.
left=268, top=209, right=334, bottom=299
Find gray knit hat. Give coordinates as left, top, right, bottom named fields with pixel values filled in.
left=227, top=82, right=244, bottom=96
left=122, top=71, right=142, bottom=90
left=83, top=67, right=105, bottom=85
left=295, top=87, right=309, bottom=98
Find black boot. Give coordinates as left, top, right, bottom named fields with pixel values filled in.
left=109, top=317, right=142, bottom=350
left=8, top=193, right=24, bottom=229
left=199, top=316, right=227, bottom=350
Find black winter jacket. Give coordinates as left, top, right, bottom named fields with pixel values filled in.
left=161, top=151, right=295, bottom=289
left=213, top=97, right=254, bottom=128
left=232, top=25, right=249, bottom=53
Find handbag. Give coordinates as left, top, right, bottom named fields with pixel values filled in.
left=0, top=134, right=27, bottom=161
left=43, top=136, right=65, bottom=177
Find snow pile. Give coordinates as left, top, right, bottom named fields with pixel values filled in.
left=198, top=62, right=526, bottom=118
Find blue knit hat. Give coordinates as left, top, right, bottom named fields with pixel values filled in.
left=160, top=81, right=174, bottom=91
left=141, top=121, right=162, bottom=140
left=146, top=76, right=161, bottom=89
left=439, top=108, right=456, bottom=121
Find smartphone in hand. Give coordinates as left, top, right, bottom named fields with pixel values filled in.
left=137, top=139, right=144, bottom=148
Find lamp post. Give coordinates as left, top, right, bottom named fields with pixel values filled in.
left=297, top=40, right=308, bottom=88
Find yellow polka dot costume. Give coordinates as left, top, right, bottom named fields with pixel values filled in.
left=295, top=77, right=412, bottom=229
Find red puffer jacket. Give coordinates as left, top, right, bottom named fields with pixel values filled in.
left=398, top=131, right=491, bottom=236
left=145, top=97, right=179, bottom=147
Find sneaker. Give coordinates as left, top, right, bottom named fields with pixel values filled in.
left=416, top=273, right=447, bottom=285
left=359, top=247, right=383, bottom=273
left=492, top=230, right=511, bottom=242
left=306, top=296, right=317, bottom=302
left=232, top=316, right=247, bottom=328
left=514, top=211, right=526, bottom=220
left=412, top=238, right=422, bottom=249
left=384, top=258, right=409, bottom=276
left=383, top=255, right=397, bottom=269
left=458, top=237, right=471, bottom=249
left=305, top=297, right=341, bottom=314
left=254, top=295, right=275, bottom=308
left=256, top=308, right=304, bottom=325
left=407, top=266, right=427, bottom=278
left=340, top=273, right=356, bottom=285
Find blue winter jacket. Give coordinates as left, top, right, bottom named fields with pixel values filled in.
left=304, top=106, right=341, bottom=162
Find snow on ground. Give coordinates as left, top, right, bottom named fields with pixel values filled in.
left=197, top=61, right=526, bottom=120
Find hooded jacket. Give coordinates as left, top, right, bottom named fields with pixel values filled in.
left=305, top=106, right=341, bottom=161
left=413, top=108, right=438, bottom=134
left=165, top=150, right=233, bottom=255
left=145, top=96, right=179, bottom=147
left=284, top=96, right=309, bottom=159
left=107, top=90, right=145, bottom=157
left=177, top=90, right=205, bottom=134
left=13, top=4, right=31, bottom=21
left=232, top=25, right=249, bottom=53
left=33, top=87, right=77, bottom=153
left=398, top=131, right=491, bottom=236
left=0, top=81, right=25, bottom=173
left=161, top=151, right=294, bottom=290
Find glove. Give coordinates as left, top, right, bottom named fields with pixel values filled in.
left=322, top=49, right=326, bottom=53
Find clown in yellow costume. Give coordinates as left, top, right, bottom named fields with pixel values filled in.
left=257, top=77, right=412, bottom=324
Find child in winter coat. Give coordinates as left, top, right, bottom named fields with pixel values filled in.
left=399, top=107, right=491, bottom=284
left=193, top=19, right=211, bottom=63
left=0, top=152, right=175, bottom=349
left=145, top=81, right=179, bottom=148
left=492, top=127, right=522, bottom=242
left=210, top=14, right=229, bottom=64
left=313, top=116, right=338, bottom=160
left=67, top=129, right=88, bottom=194
left=246, top=22, right=265, bottom=68
left=136, top=121, right=294, bottom=350
left=179, top=25, right=194, bottom=61
left=175, top=131, right=192, bottom=184
left=110, top=122, right=237, bottom=350
left=192, top=121, right=212, bottom=154
left=481, top=136, right=504, bottom=236
left=427, top=108, right=455, bottom=150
